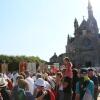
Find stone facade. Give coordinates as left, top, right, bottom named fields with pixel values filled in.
left=50, top=0, right=100, bottom=67
left=50, top=53, right=66, bottom=65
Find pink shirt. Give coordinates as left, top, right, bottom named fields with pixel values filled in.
left=64, top=62, right=73, bottom=78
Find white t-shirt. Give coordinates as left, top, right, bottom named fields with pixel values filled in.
left=25, top=76, right=35, bottom=95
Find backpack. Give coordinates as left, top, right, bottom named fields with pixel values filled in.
left=17, top=88, right=26, bottom=100
left=79, top=80, right=89, bottom=100
left=12, top=86, right=26, bottom=100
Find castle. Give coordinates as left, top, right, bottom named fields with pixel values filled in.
left=50, top=0, right=100, bottom=67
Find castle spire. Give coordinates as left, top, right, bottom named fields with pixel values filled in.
left=74, top=18, right=79, bottom=36
left=87, top=0, right=99, bottom=34
left=88, top=0, right=93, bottom=18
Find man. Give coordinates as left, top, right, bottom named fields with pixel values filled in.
left=75, top=68, right=94, bottom=100
left=34, top=78, right=55, bottom=100
left=88, top=68, right=99, bottom=100
left=25, top=71, right=35, bottom=95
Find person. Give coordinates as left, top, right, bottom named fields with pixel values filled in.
left=72, top=68, right=79, bottom=100
left=17, top=79, right=29, bottom=91
left=62, top=76, right=72, bottom=100
left=34, top=78, right=55, bottom=100
left=12, top=75, right=34, bottom=100
left=11, top=75, right=26, bottom=100
left=25, top=71, right=35, bottom=95
left=55, top=72, right=64, bottom=100
left=88, top=68, right=99, bottom=100
left=17, top=77, right=35, bottom=100
left=0, top=76, right=11, bottom=100
left=75, top=68, right=94, bottom=100
left=63, top=57, right=73, bottom=78
left=62, top=57, right=73, bottom=100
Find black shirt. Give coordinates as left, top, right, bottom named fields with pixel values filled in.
left=63, top=77, right=72, bottom=93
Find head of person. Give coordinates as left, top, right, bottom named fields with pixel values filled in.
left=63, top=57, right=70, bottom=65
left=56, top=72, right=63, bottom=82
left=24, top=70, right=30, bottom=78
left=80, top=68, right=90, bottom=82
left=19, top=72, right=26, bottom=79
left=16, top=75, right=24, bottom=85
left=18, top=79, right=29, bottom=90
left=0, top=76, right=8, bottom=90
left=35, top=78, right=45, bottom=91
left=73, top=68, right=78, bottom=77
left=88, top=68, right=95, bottom=77
left=36, top=73, right=42, bottom=79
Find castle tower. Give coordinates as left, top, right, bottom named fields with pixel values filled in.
left=87, top=0, right=99, bottom=34
left=88, top=0, right=93, bottom=18
left=74, top=18, right=79, bottom=36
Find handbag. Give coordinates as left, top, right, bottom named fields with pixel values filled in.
left=82, top=89, right=94, bottom=100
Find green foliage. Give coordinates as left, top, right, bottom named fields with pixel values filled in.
left=0, top=55, right=45, bottom=72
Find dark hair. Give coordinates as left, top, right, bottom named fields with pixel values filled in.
left=88, top=68, right=94, bottom=72
left=19, top=72, right=26, bottom=79
left=16, top=75, right=24, bottom=80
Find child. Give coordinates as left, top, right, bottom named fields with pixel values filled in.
left=63, top=57, right=73, bottom=78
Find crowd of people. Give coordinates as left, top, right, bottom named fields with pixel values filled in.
left=0, top=57, right=100, bottom=100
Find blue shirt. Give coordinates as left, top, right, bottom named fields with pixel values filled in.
left=76, top=80, right=94, bottom=99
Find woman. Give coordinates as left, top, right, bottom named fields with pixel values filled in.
left=55, top=72, right=64, bottom=100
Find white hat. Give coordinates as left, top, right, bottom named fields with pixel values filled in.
left=35, top=78, right=45, bottom=87
left=0, top=77, right=8, bottom=87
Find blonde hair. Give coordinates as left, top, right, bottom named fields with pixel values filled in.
left=18, top=79, right=29, bottom=90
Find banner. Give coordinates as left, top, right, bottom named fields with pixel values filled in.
left=1, top=63, right=8, bottom=73
left=19, top=61, right=27, bottom=72
left=27, top=63, right=36, bottom=73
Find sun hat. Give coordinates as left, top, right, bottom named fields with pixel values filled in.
left=88, top=67, right=96, bottom=71
left=35, top=78, right=45, bottom=87
left=0, top=77, right=8, bottom=87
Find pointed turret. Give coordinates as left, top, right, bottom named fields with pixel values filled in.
left=67, top=34, right=70, bottom=44
left=74, top=18, right=79, bottom=31
left=87, top=0, right=99, bottom=34
left=74, top=18, right=79, bottom=36
left=88, top=0, right=93, bottom=18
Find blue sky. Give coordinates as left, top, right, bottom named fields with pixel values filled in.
left=0, top=0, right=100, bottom=61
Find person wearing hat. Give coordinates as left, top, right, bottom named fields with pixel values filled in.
left=75, top=68, right=94, bottom=100
left=72, top=69, right=79, bottom=100
left=0, top=76, right=11, bottom=100
left=34, top=78, right=55, bottom=100
left=88, top=68, right=99, bottom=100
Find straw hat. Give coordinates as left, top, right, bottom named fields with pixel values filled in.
left=0, top=77, right=8, bottom=87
